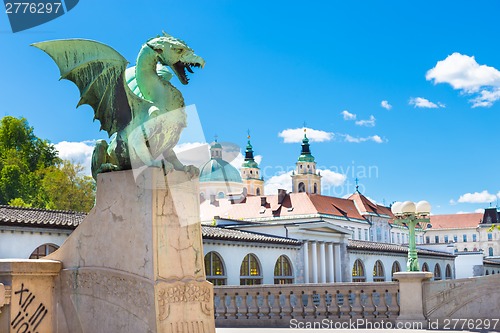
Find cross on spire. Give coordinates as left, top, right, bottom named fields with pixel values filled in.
left=214, top=134, right=218, bottom=142
left=355, top=177, right=360, bottom=193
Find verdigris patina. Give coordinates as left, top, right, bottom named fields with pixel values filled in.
left=33, top=32, right=205, bottom=180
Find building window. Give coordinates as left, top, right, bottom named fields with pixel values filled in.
left=376, top=228, right=382, bottom=242
left=352, top=259, right=366, bottom=282
left=298, top=182, right=305, bottom=193
left=425, top=236, right=430, bottom=244
left=463, top=234, right=467, bottom=242
left=444, top=235, right=449, bottom=243
left=445, top=264, right=452, bottom=280
left=364, top=230, right=368, bottom=241
left=240, top=254, right=262, bottom=285
left=489, top=247, right=494, bottom=256
left=434, top=235, right=439, bottom=243
left=256, top=188, right=261, bottom=196
left=486, top=270, right=489, bottom=275
left=473, top=234, right=477, bottom=242
left=463, top=248, right=468, bottom=252
left=29, top=243, right=59, bottom=259
left=274, top=255, right=294, bottom=284
left=373, top=260, right=385, bottom=282
left=313, top=183, right=318, bottom=194
left=422, top=262, right=429, bottom=272
left=488, top=233, right=492, bottom=241
left=217, top=191, right=225, bottom=199
left=204, top=252, right=226, bottom=285
left=453, top=235, right=458, bottom=242
left=391, top=261, right=401, bottom=280
left=434, top=264, right=442, bottom=281
left=397, top=233, right=401, bottom=244
left=358, top=228, right=362, bottom=240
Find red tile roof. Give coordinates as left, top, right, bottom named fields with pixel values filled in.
left=202, top=192, right=370, bottom=221
left=430, top=213, right=483, bottom=229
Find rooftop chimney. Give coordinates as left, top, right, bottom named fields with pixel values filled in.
left=278, top=189, right=287, bottom=204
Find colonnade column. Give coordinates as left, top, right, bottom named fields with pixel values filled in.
left=311, top=241, right=318, bottom=283
left=319, top=242, right=326, bottom=283
left=327, top=243, right=334, bottom=283
left=303, top=241, right=309, bottom=283
left=334, top=244, right=342, bottom=282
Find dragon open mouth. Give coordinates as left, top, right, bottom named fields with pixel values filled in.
left=172, top=61, right=202, bottom=85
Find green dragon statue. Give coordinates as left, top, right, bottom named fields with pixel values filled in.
left=33, top=32, right=205, bottom=180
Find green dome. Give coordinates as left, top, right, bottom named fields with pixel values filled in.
left=199, top=158, right=242, bottom=183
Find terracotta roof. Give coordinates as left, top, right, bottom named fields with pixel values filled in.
left=348, top=239, right=456, bottom=258
left=200, top=192, right=368, bottom=221
left=348, top=192, right=394, bottom=219
left=201, top=225, right=302, bottom=245
left=0, top=205, right=85, bottom=229
left=430, top=213, right=483, bottom=230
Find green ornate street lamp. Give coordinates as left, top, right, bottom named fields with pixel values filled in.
left=391, top=201, right=431, bottom=272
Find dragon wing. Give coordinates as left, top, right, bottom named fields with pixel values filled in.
left=33, top=39, right=152, bottom=137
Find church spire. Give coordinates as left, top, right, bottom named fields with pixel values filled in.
left=240, top=131, right=264, bottom=196
left=298, top=128, right=315, bottom=162
left=243, top=131, right=258, bottom=168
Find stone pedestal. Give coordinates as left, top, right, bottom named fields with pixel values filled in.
left=393, top=271, right=433, bottom=328
left=0, top=259, right=61, bottom=333
left=47, top=169, right=215, bottom=333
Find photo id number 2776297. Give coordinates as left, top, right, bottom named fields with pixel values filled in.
left=5, top=2, right=62, bottom=14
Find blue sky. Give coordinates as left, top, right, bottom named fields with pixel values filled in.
left=1, top=1, right=499, bottom=214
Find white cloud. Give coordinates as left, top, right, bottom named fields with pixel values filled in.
left=341, top=110, right=357, bottom=120
left=264, top=171, right=293, bottom=194
left=55, top=140, right=95, bottom=176
left=475, top=208, right=485, bottom=214
left=278, top=127, right=334, bottom=143
left=229, top=152, right=263, bottom=170
left=343, top=134, right=384, bottom=144
left=319, top=169, right=347, bottom=188
left=355, top=115, right=376, bottom=127
left=457, top=190, right=497, bottom=204
left=426, top=52, right=500, bottom=107
left=381, top=100, right=392, bottom=110
left=498, top=191, right=500, bottom=198
left=409, top=97, right=443, bottom=108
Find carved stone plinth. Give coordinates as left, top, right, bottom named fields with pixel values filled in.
left=48, top=169, right=215, bottom=333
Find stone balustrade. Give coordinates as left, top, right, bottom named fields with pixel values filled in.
left=213, top=282, right=400, bottom=327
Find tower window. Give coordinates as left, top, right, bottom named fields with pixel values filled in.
left=298, top=182, right=305, bottom=193
left=313, top=183, right=317, bottom=194
left=256, top=188, right=261, bottom=196
left=250, top=170, right=253, bottom=174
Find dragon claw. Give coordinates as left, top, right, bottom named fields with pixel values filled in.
left=183, top=165, right=200, bottom=180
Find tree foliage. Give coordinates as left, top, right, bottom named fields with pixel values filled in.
left=0, top=116, right=95, bottom=212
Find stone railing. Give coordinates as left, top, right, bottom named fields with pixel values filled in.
left=214, top=282, right=400, bottom=328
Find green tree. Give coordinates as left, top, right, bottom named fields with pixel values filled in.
left=40, top=161, right=95, bottom=212
left=0, top=116, right=95, bottom=212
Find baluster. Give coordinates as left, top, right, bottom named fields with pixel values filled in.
left=246, top=291, right=259, bottom=319
left=324, top=292, right=333, bottom=319
left=386, top=288, right=399, bottom=319
left=370, top=290, right=381, bottom=319
left=235, top=294, right=243, bottom=319
left=301, top=291, right=316, bottom=320
left=362, top=289, right=376, bottom=320
left=224, top=293, right=237, bottom=319
left=314, top=290, right=328, bottom=319
left=267, top=292, right=279, bottom=319
left=255, top=292, right=265, bottom=319
left=349, top=289, right=363, bottom=319
left=280, top=291, right=293, bottom=320
left=213, top=293, right=222, bottom=320
left=337, top=290, right=350, bottom=320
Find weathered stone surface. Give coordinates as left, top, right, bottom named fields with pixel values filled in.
left=0, top=259, right=61, bottom=333
left=393, top=271, right=433, bottom=328
left=47, top=168, right=214, bottom=333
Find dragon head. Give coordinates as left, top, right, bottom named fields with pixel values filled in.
left=146, top=32, right=205, bottom=85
